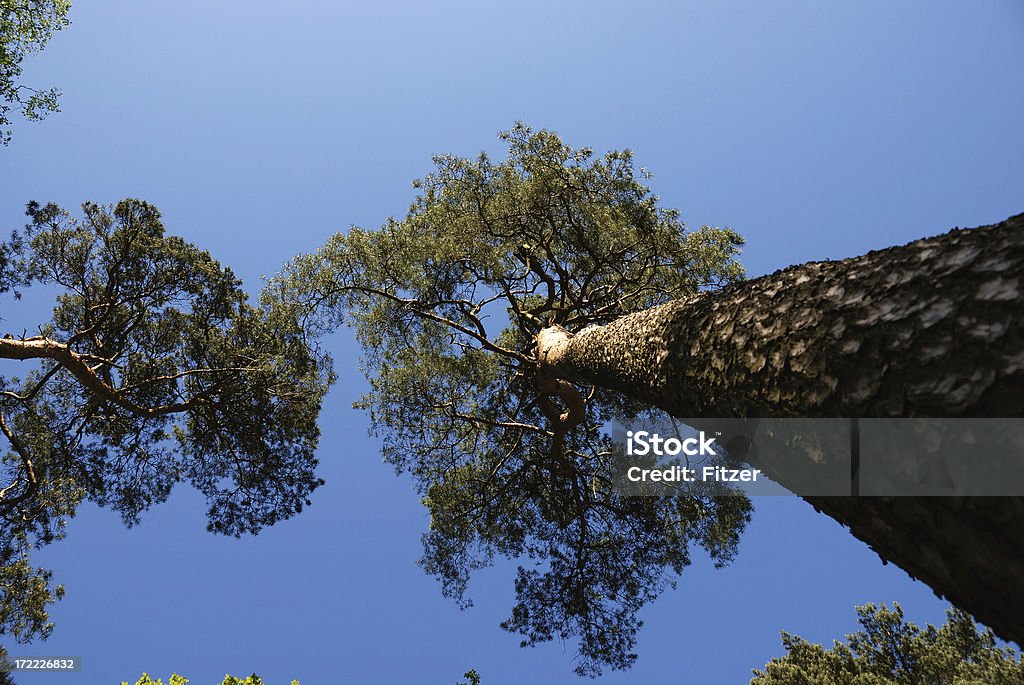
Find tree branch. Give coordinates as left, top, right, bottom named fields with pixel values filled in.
left=0, top=337, right=200, bottom=417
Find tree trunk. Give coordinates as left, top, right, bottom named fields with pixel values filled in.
left=537, top=212, right=1024, bottom=645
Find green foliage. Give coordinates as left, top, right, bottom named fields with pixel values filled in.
left=0, top=0, right=70, bottom=144
left=752, top=603, right=1024, bottom=684
left=0, top=199, right=333, bottom=643
left=0, top=646, right=16, bottom=684
left=272, top=124, right=749, bottom=676
left=122, top=676, right=189, bottom=685
left=0, top=542, right=63, bottom=640
left=457, top=669, right=481, bottom=685
left=121, top=674, right=299, bottom=685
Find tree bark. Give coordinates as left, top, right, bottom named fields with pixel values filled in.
left=537, top=212, right=1024, bottom=645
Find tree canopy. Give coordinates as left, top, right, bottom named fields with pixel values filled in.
left=0, top=199, right=333, bottom=645
left=271, top=124, right=750, bottom=676
left=753, top=603, right=1024, bottom=684
left=0, top=0, right=70, bottom=144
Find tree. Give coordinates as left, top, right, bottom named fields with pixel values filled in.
left=0, top=0, right=70, bottom=145
left=276, top=124, right=1024, bottom=670
left=271, top=124, right=753, bottom=676
left=0, top=199, right=333, bottom=645
left=532, top=210, right=1024, bottom=647
left=752, top=602, right=1024, bottom=684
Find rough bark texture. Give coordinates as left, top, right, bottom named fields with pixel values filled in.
left=537, top=213, right=1024, bottom=646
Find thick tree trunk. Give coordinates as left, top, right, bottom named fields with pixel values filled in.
left=537, top=213, right=1024, bottom=645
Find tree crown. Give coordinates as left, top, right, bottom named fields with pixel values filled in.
left=1, top=199, right=333, bottom=643
left=753, top=602, right=1024, bottom=684
left=272, top=124, right=748, bottom=676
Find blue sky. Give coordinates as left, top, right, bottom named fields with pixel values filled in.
left=1, top=1, right=1022, bottom=683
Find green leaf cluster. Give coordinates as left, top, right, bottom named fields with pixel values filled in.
left=457, top=669, right=481, bottom=685
left=753, top=603, right=1024, bottom=684
left=272, top=124, right=749, bottom=676
left=0, top=0, right=70, bottom=144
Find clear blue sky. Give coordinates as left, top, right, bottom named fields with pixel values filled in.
left=1, top=1, right=1022, bottom=683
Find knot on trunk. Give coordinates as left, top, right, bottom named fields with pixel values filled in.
left=534, top=325, right=587, bottom=470
left=537, top=376, right=585, bottom=435
left=534, top=325, right=585, bottom=435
